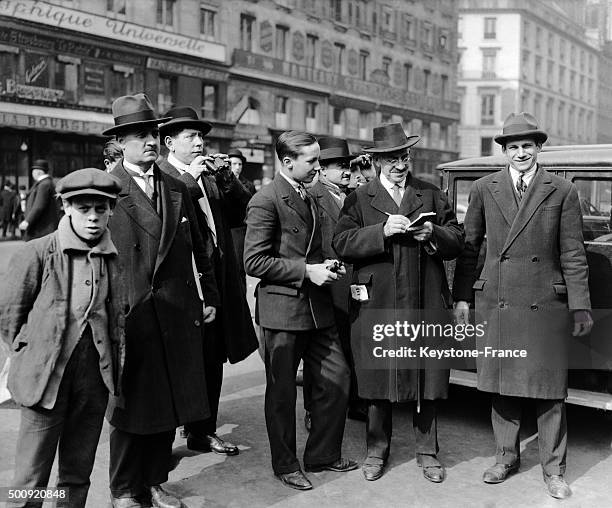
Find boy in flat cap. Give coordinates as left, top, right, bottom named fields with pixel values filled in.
left=1, top=168, right=125, bottom=508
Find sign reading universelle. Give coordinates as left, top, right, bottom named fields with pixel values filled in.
left=0, top=0, right=226, bottom=62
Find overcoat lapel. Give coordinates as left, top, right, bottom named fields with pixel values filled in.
left=112, top=162, right=162, bottom=239
left=312, top=182, right=341, bottom=221
left=369, top=178, right=399, bottom=217
left=487, top=169, right=519, bottom=228
left=277, top=177, right=312, bottom=226
left=399, top=182, right=424, bottom=220
left=501, top=168, right=556, bottom=254
left=155, top=169, right=182, bottom=274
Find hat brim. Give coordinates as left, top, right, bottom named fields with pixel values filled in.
left=60, top=189, right=118, bottom=200
left=494, top=130, right=548, bottom=145
left=159, top=119, right=212, bottom=137
left=319, top=155, right=355, bottom=164
left=228, top=154, right=247, bottom=163
left=363, top=135, right=421, bottom=153
left=102, top=117, right=172, bottom=136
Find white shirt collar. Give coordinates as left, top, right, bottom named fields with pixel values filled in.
left=379, top=172, right=406, bottom=192
left=124, top=159, right=154, bottom=176
left=167, top=153, right=190, bottom=173
left=36, top=173, right=50, bottom=182
left=279, top=170, right=303, bottom=192
left=509, top=163, right=538, bottom=188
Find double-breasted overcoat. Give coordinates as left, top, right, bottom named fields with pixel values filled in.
left=333, top=176, right=464, bottom=402
left=106, top=162, right=211, bottom=434
left=453, top=167, right=591, bottom=399
left=24, top=177, right=59, bottom=241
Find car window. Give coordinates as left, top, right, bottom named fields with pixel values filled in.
left=454, top=179, right=477, bottom=224
left=572, top=178, right=612, bottom=242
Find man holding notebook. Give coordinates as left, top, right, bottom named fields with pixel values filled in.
left=333, top=123, right=464, bottom=483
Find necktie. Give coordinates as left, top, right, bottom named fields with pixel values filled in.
left=392, top=184, right=402, bottom=207
left=126, top=168, right=155, bottom=200
left=296, top=184, right=307, bottom=201
left=516, top=173, right=527, bottom=201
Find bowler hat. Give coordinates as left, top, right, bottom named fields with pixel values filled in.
left=227, top=149, right=246, bottom=163
left=102, top=93, right=170, bottom=136
left=317, top=136, right=354, bottom=163
left=57, top=168, right=122, bottom=200
left=31, top=159, right=50, bottom=172
left=364, top=123, right=420, bottom=153
left=494, top=112, right=548, bottom=146
left=159, top=106, right=212, bottom=137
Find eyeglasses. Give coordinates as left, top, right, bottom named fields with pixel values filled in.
left=383, top=153, right=411, bottom=166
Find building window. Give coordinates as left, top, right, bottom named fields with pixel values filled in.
left=403, top=62, right=412, bottom=90
left=421, top=122, right=430, bottom=147
left=382, top=5, right=394, bottom=33
left=55, top=56, right=79, bottom=103
left=546, top=98, right=554, bottom=126
left=107, top=0, right=126, bottom=15
left=558, top=101, right=565, bottom=135
left=334, top=42, right=345, bottom=74
left=402, top=13, right=415, bottom=41
left=156, top=0, right=174, bottom=27
left=422, top=22, right=433, bottom=50
left=558, top=65, right=565, bottom=93
left=0, top=51, right=18, bottom=84
left=200, top=7, right=216, bottom=38
left=201, top=83, right=217, bottom=119
left=523, top=20, right=529, bottom=45
left=306, top=101, right=317, bottom=132
left=382, top=56, right=392, bottom=76
left=458, top=16, right=463, bottom=40
left=372, top=10, right=377, bottom=33
left=358, top=111, right=369, bottom=140
left=547, top=60, right=554, bottom=88
left=484, top=17, right=496, bottom=39
left=359, top=50, right=369, bottom=81
left=440, top=125, right=448, bottom=151
left=560, top=39, right=566, bottom=61
left=158, top=74, right=177, bottom=113
left=275, top=96, right=288, bottom=129
left=535, top=56, right=542, bottom=84
left=481, top=94, right=495, bottom=125
left=522, top=49, right=530, bottom=80
left=306, top=34, right=318, bottom=68
left=482, top=49, right=496, bottom=79
left=275, top=25, right=289, bottom=60
left=332, top=107, right=344, bottom=136
left=110, top=64, right=134, bottom=101
left=481, top=137, right=493, bottom=156
left=548, top=32, right=554, bottom=57
left=536, top=27, right=542, bottom=50
left=240, top=14, right=255, bottom=51
left=423, top=69, right=431, bottom=95
left=441, top=74, right=448, bottom=100
left=331, top=0, right=342, bottom=22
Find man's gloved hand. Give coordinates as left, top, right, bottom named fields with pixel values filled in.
left=203, top=305, right=216, bottom=324
left=572, top=309, right=593, bottom=337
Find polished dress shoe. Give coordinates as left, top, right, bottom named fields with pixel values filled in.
left=544, top=474, right=572, bottom=499
left=362, top=463, right=385, bottom=481
left=149, top=485, right=181, bottom=508
left=304, top=410, right=312, bottom=432
left=416, top=454, right=446, bottom=483
left=111, top=496, right=144, bottom=508
left=276, top=470, right=313, bottom=490
left=187, top=433, right=239, bottom=455
left=482, top=461, right=520, bottom=483
left=305, top=457, right=358, bottom=473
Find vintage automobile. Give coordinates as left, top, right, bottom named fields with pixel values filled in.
left=438, top=144, right=612, bottom=411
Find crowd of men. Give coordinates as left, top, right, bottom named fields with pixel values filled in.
left=0, top=92, right=594, bottom=507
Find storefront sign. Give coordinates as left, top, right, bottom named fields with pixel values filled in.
left=233, top=50, right=460, bottom=117
left=1, top=79, right=64, bottom=101
left=0, top=102, right=112, bottom=134
left=147, top=58, right=227, bottom=82
left=0, top=26, right=143, bottom=66
left=0, top=0, right=225, bottom=61
left=83, top=63, right=105, bottom=94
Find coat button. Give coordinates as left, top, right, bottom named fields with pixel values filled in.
left=292, top=227, right=299, bottom=233
left=499, top=301, right=505, bottom=308
left=134, top=243, right=141, bottom=251
left=531, top=256, right=539, bottom=262
left=85, top=280, right=91, bottom=286
left=531, top=304, right=538, bottom=310
left=194, top=320, right=201, bottom=327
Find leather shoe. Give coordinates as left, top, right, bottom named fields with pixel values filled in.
left=416, top=454, right=446, bottom=483
left=276, top=470, right=313, bottom=490
left=482, top=461, right=520, bottom=484
left=187, top=433, right=239, bottom=455
left=304, top=410, right=312, bottom=432
left=149, top=485, right=181, bottom=508
left=544, top=474, right=572, bottom=499
left=111, top=497, right=144, bottom=508
left=305, top=457, right=358, bottom=473
left=362, top=463, right=385, bottom=481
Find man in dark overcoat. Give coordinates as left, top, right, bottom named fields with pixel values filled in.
left=244, top=131, right=356, bottom=491
left=19, top=159, right=60, bottom=241
left=158, top=107, right=257, bottom=456
left=103, top=94, right=214, bottom=508
left=453, top=112, right=593, bottom=499
left=333, top=123, right=464, bottom=483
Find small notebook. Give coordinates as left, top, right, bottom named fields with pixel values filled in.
left=407, top=211, right=436, bottom=228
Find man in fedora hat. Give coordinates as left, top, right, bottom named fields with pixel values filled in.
left=158, top=106, right=258, bottom=458
left=333, top=122, right=464, bottom=483
left=102, top=94, right=215, bottom=508
left=309, top=136, right=365, bottom=423
left=228, top=148, right=256, bottom=194
left=19, top=159, right=60, bottom=241
left=2, top=168, right=125, bottom=508
left=453, top=112, right=592, bottom=499
left=244, top=131, right=356, bottom=491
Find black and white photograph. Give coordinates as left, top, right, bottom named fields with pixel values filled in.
left=0, top=1, right=611, bottom=507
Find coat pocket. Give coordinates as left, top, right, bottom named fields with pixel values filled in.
left=552, top=283, right=567, bottom=296
left=263, top=285, right=299, bottom=297
left=472, top=279, right=486, bottom=291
